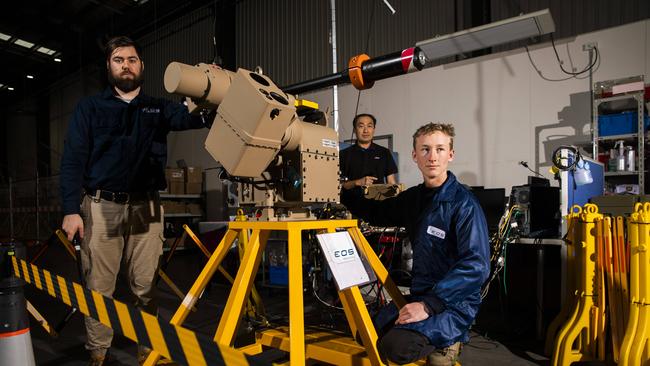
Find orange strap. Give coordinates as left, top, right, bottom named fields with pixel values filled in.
left=0, top=327, right=29, bottom=338
left=348, top=53, right=373, bottom=90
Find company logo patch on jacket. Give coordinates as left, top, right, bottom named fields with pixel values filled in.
left=427, top=225, right=446, bottom=239
left=141, top=107, right=160, bottom=114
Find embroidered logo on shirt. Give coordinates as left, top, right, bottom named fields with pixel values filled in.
left=142, top=107, right=160, bottom=113
left=427, top=225, right=446, bottom=239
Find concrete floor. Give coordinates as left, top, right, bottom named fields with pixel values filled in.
left=22, top=243, right=571, bottom=366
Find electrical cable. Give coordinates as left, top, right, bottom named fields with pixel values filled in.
left=525, top=45, right=575, bottom=82
left=550, top=34, right=599, bottom=76
left=351, top=2, right=377, bottom=141
left=525, top=37, right=600, bottom=81
left=518, top=161, right=544, bottom=178
left=551, top=145, right=582, bottom=171
left=482, top=203, right=521, bottom=299
left=211, top=0, right=222, bottom=65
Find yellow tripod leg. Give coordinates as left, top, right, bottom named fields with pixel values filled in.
left=143, top=229, right=239, bottom=366
left=214, top=229, right=270, bottom=346
left=347, top=226, right=406, bottom=307
left=339, top=287, right=383, bottom=366
left=54, top=229, right=78, bottom=260
left=182, top=224, right=266, bottom=321
left=286, top=228, right=305, bottom=365
left=26, top=300, right=56, bottom=337
left=157, top=271, right=197, bottom=312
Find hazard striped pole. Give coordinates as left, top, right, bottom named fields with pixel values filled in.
left=0, top=241, right=36, bottom=366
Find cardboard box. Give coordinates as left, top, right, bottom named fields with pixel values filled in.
left=168, top=181, right=185, bottom=194
left=165, top=168, right=185, bottom=182
left=186, top=203, right=203, bottom=216
left=162, top=201, right=186, bottom=214
left=185, top=182, right=202, bottom=194
left=186, top=166, right=203, bottom=183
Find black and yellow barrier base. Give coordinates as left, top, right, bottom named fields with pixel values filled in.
left=9, top=256, right=273, bottom=366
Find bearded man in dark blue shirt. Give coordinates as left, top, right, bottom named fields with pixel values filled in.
left=60, top=36, right=205, bottom=365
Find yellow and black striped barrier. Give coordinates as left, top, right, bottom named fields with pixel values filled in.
left=10, top=256, right=273, bottom=366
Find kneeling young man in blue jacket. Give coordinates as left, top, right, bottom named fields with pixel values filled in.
left=342, top=122, right=490, bottom=366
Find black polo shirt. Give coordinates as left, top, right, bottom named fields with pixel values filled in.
left=60, top=87, right=205, bottom=215
left=340, top=142, right=398, bottom=184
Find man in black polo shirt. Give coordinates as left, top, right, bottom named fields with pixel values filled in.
left=60, top=36, right=206, bottom=365
left=340, top=113, right=398, bottom=196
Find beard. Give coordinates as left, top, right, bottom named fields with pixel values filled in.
left=108, top=69, right=144, bottom=93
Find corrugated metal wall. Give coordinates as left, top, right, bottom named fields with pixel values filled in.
left=490, top=0, right=650, bottom=53
left=235, top=0, right=331, bottom=87
left=139, top=6, right=215, bottom=99
left=235, top=0, right=460, bottom=86
left=335, top=0, right=458, bottom=70
left=235, top=0, right=650, bottom=87
left=491, top=0, right=650, bottom=39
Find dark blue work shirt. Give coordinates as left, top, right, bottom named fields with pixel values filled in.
left=60, top=87, right=205, bottom=215
left=340, top=142, right=398, bottom=182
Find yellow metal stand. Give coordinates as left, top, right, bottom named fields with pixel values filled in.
left=157, top=219, right=266, bottom=319
left=145, top=219, right=408, bottom=366
left=551, top=204, right=605, bottom=366
left=545, top=206, right=581, bottom=356
left=620, top=202, right=650, bottom=365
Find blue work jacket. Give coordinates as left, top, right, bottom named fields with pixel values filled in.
left=343, top=172, right=490, bottom=347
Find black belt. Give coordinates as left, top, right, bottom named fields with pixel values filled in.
left=87, top=190, right=155, bottom=204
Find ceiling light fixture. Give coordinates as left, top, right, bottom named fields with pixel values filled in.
left=416, top=9, right=555, bottom=61
left=54, top=57, right=62, bottom=63
left=0, top=32, right=11, bottom=41
left=26, top=75, right=34, bottom=79
left=37, top=46, right=56, bottom=55
left=14, top=38, right=35, bottom=49
left=8, top=87, right=15, bottom=91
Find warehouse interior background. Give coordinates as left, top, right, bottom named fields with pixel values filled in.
left=2, top=0, right=649, bottom=228
left=1, top=1, right=650, bottom=365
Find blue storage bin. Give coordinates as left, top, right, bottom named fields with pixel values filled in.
left=269, top=265, right=288, bottom=286
left=598, top=112, right=650, bottom=137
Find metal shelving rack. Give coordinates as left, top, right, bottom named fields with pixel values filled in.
left=592, top=77, right=645, bottom=195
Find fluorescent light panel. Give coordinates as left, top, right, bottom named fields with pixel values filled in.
left=14, top=38, right=35, bottom=48
left=0, top=32, right=11, bottom=41
left=416, top=9, right=555, bottom=61
left=37, top=46, right=56, bottom=55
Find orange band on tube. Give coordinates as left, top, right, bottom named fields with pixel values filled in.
left=347, top=54, right=373, bottom=90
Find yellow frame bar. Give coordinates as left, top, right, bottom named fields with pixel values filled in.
left=147, top=219, right=407, bottom=366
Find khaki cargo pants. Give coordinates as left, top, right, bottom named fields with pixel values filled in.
left=79, top=194, right=164, bottom=355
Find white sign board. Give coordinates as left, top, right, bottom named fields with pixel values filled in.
left=316, top=231, right=371, bottom=290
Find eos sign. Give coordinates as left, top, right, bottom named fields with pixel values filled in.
left=334, top=248, right=355, bottom=258
left=316, top=231, right=372, bottom=290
